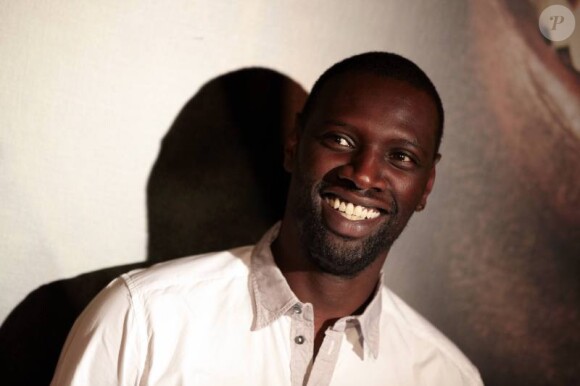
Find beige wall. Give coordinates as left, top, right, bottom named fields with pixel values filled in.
left=0, top=0, right=461, bottom=325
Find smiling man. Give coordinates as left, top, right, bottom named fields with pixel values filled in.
left=52, top=52, right=483, bottom=385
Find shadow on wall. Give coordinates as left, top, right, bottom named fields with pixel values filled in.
left=0, top=68, right=307, bottom=386
left=147, top=68, right=305, bottom=261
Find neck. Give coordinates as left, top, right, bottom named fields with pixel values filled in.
left=272, top=219, right=386, bottom=358
left=272, top=220, right=386, bottom=319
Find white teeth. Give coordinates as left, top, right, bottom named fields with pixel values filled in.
left=346, top=203, right=354, bottom=215
left=324, top=196, right=381, bottom=221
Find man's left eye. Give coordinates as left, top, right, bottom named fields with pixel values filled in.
left=390, top=152, right=415, bottom=163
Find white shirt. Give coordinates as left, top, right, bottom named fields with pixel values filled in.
left=51, top=224, right=483, bottom=385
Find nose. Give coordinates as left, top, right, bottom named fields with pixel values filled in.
left=337, top=147, right=386, bottom=191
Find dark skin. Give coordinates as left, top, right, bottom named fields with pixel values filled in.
left=272, top=71, right=441, bottom=357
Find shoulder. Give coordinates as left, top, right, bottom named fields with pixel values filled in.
left=120, top=245, right=254, bottom=295
left=380, top=286, right=483, bottom=384
left=66, top=245, right=254, bottom=326
left=51, top=246, right=255, bottom=385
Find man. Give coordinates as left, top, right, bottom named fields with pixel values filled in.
left=51, top=52, right=483, bottom=385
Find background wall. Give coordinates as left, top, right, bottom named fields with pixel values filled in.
left=0, top=0, right=458, bottom=330
left=1, top=1, right=578, bottom=385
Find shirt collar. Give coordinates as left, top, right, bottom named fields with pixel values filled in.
left=250, top=222, right=298, bottom=330
left=337, top=276, right=383, bottom=359
left=249, top=222, right=383, bottom=359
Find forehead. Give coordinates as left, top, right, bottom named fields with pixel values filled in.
left=307, top=72, right=439, bottom=151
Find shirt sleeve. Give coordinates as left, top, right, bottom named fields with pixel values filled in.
left=50, top=276, right=146, bottom=386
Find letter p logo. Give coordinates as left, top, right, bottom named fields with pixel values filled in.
left=539, top=5, right=576, bottom=42
left=550, top=15, right=565, bottom=31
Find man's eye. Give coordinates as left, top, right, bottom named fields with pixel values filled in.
left=390, top=152, right=415, bottom=163
left=331, top=135, right=351, bottom=147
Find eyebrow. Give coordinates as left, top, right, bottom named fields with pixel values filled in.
left=396, top=138, right=424, bottom=152
left=322, top=119, right=427, bottom=153
left=322, top=119, right=354, bottom=129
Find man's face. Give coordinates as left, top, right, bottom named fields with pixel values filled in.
left=283, top=72, right=440, bottom=277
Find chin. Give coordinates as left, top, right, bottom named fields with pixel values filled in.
left=290, top=176, right=408, bottom=277
left=299, top=209, right=399, bottom=277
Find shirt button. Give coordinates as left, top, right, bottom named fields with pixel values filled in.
left=294, top=335, right=305, bottom=345
left=292, top=304, right=302, bottom=314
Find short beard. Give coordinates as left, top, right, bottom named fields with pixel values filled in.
left=293, top=177, right=407, bottom=277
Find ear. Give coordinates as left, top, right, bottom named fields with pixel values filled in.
left=416, top=153, right=441, bottom=211
left=283, top=113, right=303, bottom=173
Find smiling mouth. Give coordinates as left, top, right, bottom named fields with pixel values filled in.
left=323, top=194, right=381, bottom=221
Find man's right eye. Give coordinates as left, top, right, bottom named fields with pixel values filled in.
left=334, top=136, right=350, bottom=147
left=325, top=134, right=352, bottom=148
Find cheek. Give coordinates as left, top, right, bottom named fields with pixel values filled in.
left=388, top=172, right=429, bottom=205
left=298, top=144, right=343, bottom=179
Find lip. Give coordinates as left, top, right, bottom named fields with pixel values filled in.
left=319, top=191, right=388, bottom=239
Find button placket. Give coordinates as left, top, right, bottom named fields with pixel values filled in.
left=304, top=329, right=344, bottom=386
left=289, top=303, right=314, bottom=386
left=292, top=303, right=306, bottom=346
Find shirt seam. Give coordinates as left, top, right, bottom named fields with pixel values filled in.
left=120, top=273, right=149, bottom=386
left=125, top=262, right=251, bottom=293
